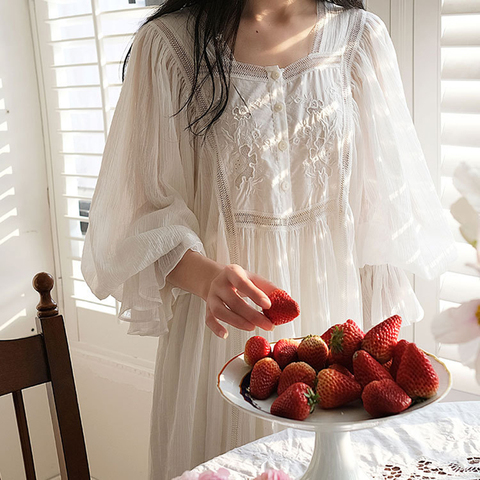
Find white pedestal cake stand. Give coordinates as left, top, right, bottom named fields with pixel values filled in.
left=217, top=346, right=452, bottom=480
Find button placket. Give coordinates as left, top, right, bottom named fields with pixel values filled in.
left=265, top=66, right=291, bottom=199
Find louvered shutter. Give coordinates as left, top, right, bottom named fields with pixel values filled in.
left=31, top=0, right=159, bottom=361
left=438, top=0, right=480, bottom=364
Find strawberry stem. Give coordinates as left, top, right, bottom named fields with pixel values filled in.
left=304, top=388, right=320, bottom=414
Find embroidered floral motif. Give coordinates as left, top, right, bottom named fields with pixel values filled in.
left=220, top=108, right=266, bottom=196
left=287, top=85, right=343, bottom=186
left=232, top=105, right=252, bottom=122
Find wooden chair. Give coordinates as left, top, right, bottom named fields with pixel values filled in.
left=0, top=272, right=90, bottom=479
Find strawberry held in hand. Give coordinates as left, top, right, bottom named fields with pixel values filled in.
left=396, top=343, right=439, bottom=400
left=271, top=382, right=319, bottom=421
left=277, top=361, right=316, bottom=395
left=362, top=379, right=412, bottom=418
left=362, top=315, right=402, bottom=364
left=297, top=335, right=329, bottom=371
left=262, top=289, right=300, bottom=326
left=249, top=357, right=281, bottom=400
left=273, top=338, right=299, bottom=369
left=244, top=336, right=271, bottom=367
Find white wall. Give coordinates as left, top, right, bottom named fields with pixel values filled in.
left=0, top=0, right=59, bottom=479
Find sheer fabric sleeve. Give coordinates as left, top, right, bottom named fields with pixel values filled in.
left=81, top=21, right=205, bottom=337
left=349, top=12, right=457, bottom=328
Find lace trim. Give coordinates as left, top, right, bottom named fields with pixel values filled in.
left=153, top=18, right=240, bottom=267
left=376, top=456, right=480, bottom=479
left=233, top=199, right=337, bottom=229
left=335, top=8, right=366, bottom=263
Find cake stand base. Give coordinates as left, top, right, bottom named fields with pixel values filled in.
left=301, top=429, right=368, bottom=480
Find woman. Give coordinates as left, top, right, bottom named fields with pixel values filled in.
left=81, top=0, right=457, bottom=478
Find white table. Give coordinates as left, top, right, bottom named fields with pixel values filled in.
left=192, top=402, right=480, bottom=479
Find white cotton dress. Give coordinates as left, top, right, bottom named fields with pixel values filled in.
left=80, top=2, right=457, bottom=479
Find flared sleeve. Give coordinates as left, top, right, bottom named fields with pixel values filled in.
left=81, top=21, right=205, bottom=337
left=349, top=12, right=457, bottom=328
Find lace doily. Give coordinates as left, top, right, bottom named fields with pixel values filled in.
left=375, top=456, right=480, bottom=479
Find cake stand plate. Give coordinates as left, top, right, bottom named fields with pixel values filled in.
left=217, top=345, right=452, bottom=480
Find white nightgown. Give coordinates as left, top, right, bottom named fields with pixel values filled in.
left=80, top=2, right=457, bottom=479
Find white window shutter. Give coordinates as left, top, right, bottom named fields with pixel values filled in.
left=31, top=0, right=160, bottom=364
left=437, top=1, right=480, bottom=367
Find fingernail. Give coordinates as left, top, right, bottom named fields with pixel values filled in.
left=222, top=331, right=229, bottom=339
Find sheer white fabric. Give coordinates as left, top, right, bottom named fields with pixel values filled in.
left=81, top=3, right=457, bottom=479
left=81, top=22, right=205, bottom=336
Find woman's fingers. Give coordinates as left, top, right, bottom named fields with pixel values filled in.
left=205, top=306, right=229, bottom=339
left=225, top=264, right=272, bottom=309
left=247, top=271, right=278, bottom=297
left=210, top=296, right=257, bottom=331
left=223, top=289, right=274, bottom=331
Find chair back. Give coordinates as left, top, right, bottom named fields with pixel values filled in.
left=0, top=272, right=90, bottom=480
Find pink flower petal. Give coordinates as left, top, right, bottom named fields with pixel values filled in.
left=254, top=470, right=292, bottom=480
left=453, top=162, right=480, bottom=212
left=431, top=300, right=480, bottom=344
left=475, top=349, right=480, bottom=386
left=198, top=469, right=230, bottom=480
left=458, top=337, right=480, bottom=367
left=172, top=471, right=199, bottom=480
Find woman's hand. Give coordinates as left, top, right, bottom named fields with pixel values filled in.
left=204, top=264, right=277, bottom=339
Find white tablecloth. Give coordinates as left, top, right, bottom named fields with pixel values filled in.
left=191, top=402, right=480, bottom=479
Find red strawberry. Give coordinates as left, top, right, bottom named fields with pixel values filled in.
left=316, top=369, right=362, bottom=409
left=262, top=289, right=300, bottom=326
left=322, top=319, right=364, bottom=369
left=273, top=338, right=299, bottom=369
left=352, top=350, right=393, bottom=389
left=271, top=382, right=319, bottom=421
left=244, top=336, right=271, bottom=367
left=396, top=343, right=439, bottom=400
left=297, top=335, right=329, bottom=371
left=328, top=364, right=355, bottom=379
left=390, top=339, right=410, bottom=380
left=249, top=357, right=281, bottom=400
left=361, top=315, right=402, bottom=364
left=277, top=362, right=316, bottom=395
left=362, top=379, right=412, bottom=418
left=383, top=358, right=393, bottom=372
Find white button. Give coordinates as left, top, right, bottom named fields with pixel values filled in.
left=281, top=180, right=289, bottom=191
left=274, top=102, right=284, bottom=112
left=278, top=140, right=288, bottom=151
left=271, top=71, right=280, bottom=80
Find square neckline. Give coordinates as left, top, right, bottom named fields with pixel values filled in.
left=222, top=1, right=328, bottom=72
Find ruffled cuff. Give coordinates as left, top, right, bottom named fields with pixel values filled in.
left=359, top=264, right=424, bottom=332
left=116, top=236, right=205, bottom=337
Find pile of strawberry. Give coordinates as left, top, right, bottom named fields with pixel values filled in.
left=244, top=314, right=440, bottom=421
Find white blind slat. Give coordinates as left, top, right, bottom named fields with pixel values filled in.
left=441, top=80, right=480, bottom=114
left=442, top=0, right=480, bottom=15
left=442, top=46, right=480, bottom=80
left=439, top=3, right=480, bottom=366
left=441, top=14, right=480, bottom=46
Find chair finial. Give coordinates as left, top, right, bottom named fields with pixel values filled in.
left=33, top=272, right=59, bottom=318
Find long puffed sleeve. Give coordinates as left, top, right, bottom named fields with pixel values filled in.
left=81, top=21, right=205, bottom=337
left=349, top=12, right=457, bottom=328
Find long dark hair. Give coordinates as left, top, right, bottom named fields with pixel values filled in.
left=122, top=1, right=365, bottom=138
